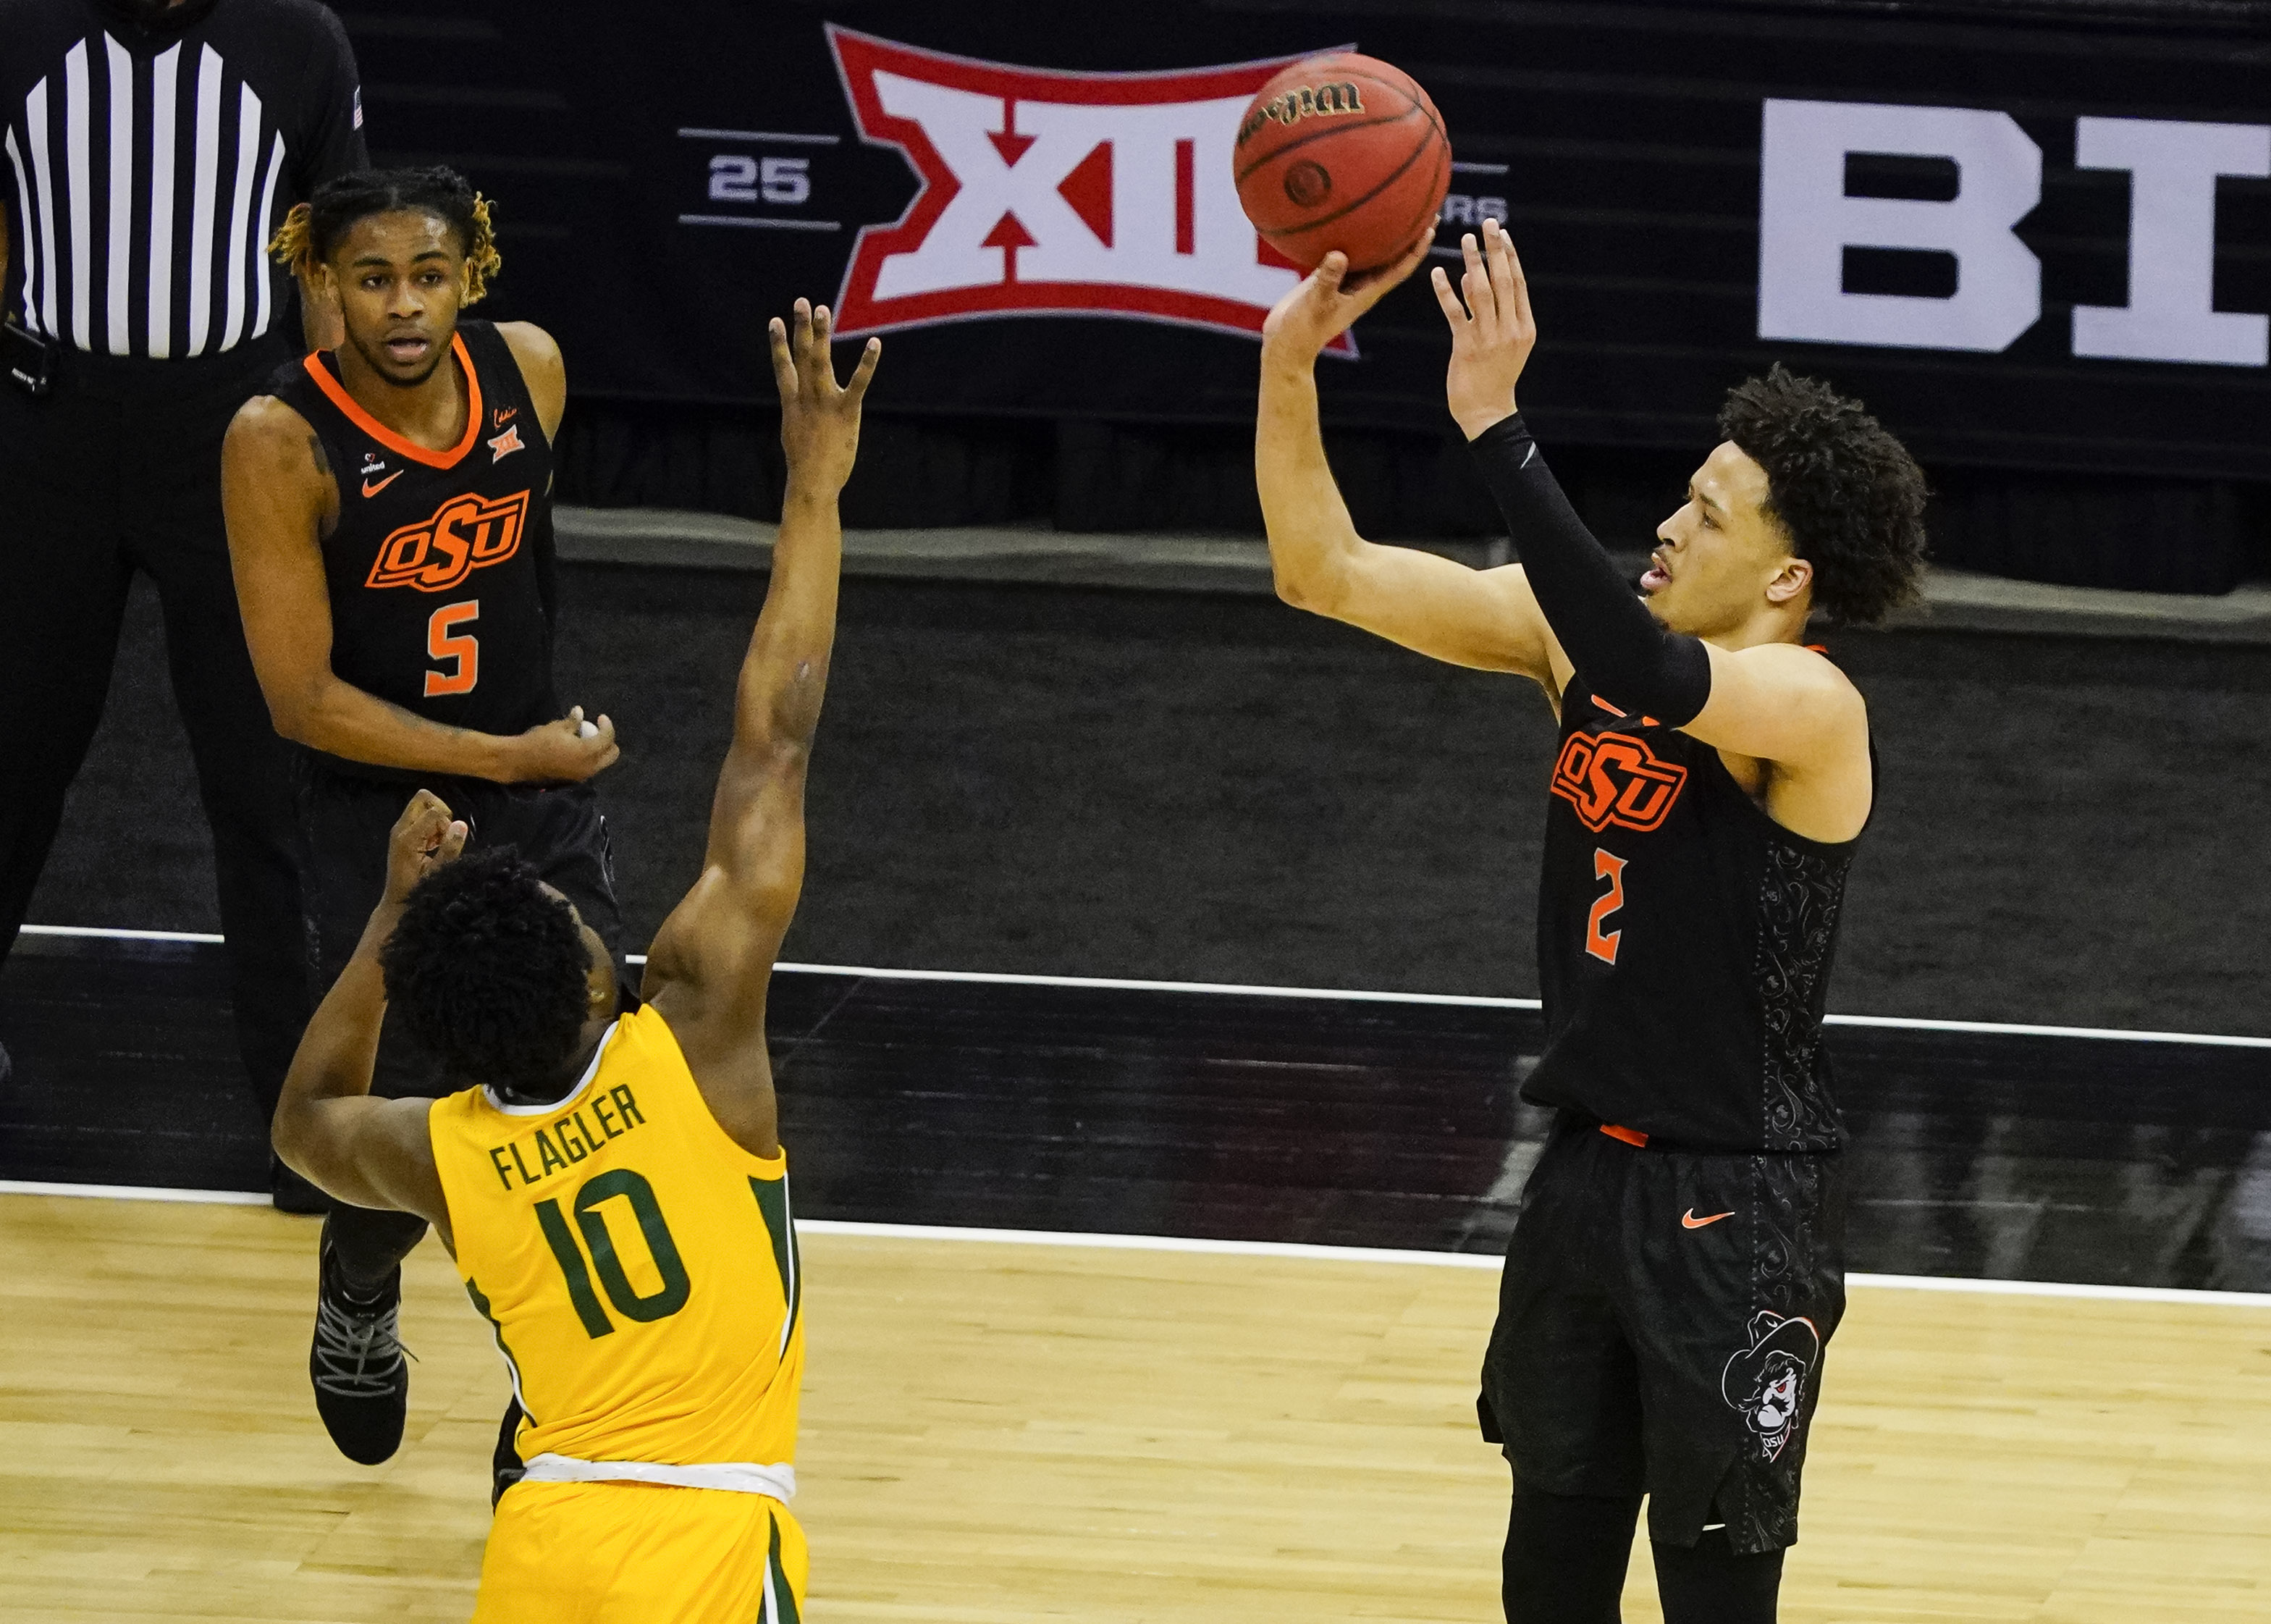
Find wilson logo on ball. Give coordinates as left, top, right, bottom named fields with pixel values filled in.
left=366, top=490, right=530, bottom=593
left=825, top=27, right=1355, bottom=353
left=1237, top=80, right=1365, bottom=145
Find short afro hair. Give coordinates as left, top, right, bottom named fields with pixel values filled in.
left=1719, top=365, right=1929, bottom=625
left=379, top=846, right=594, bottom=1101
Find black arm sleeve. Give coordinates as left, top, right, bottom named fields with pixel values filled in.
left=1467, top=413, right=1711, bottom=725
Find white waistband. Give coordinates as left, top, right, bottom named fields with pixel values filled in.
left=519, top=1452, right=796, bottom=1500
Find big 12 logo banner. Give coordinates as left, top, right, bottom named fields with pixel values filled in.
left=827, top=27, right=1357, bottom=355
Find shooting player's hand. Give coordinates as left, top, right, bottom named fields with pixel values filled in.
left=1431, top=216, right=1537, bottom=441
left=1260, top=227, right=1434, bottom=363
left=383, top=790, right=468, bottom=905
left=771, top=298, right=880, bottom=499
left=510, top=705, right=620, bottom=783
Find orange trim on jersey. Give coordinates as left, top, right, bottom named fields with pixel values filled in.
left=300, top=332, right=485, bottom=470
left=1589, top=694, right=1627, bottom=718
left=1600, top=1123, right=1649, bottom=1148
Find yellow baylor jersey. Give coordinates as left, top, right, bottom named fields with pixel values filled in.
left=429, top=1004, right=804, bottom=1471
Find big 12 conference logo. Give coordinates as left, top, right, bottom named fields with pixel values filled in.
left=827, top=27, right=1355, bottom=354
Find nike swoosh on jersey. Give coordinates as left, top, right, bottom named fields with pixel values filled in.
left=1681, top=1208, right=1735, bottom=1229
left=361, top=470, right=404, bottom=497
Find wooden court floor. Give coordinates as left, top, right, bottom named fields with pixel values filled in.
left=2, top=1193, right=2267, bottom=1622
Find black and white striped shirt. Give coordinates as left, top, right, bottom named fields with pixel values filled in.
left=1, top=0, right=365, bottom=360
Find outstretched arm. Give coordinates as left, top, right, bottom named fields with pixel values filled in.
left=1432, top=220, right=1709, bottom=725
left=640, top=300, right=880, bottom=1153
left=1436, top=222, right=1870, bottom=781
left=1257, top=240, right=1563, bottom=686
left=273, top=792, right=463, bottom=1235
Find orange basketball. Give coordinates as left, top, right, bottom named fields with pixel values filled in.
left=1233, top=54, right=1451, bottom=277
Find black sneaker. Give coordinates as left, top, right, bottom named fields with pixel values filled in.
left=271, top=1156, right=330, bottom=1215
left=310, top=1219, right=412, bottom=1465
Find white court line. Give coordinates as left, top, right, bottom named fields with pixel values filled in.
left=0, top=1178, right=265, bottom=1205
left=796, top=1221, right=2271, bottom=1308
left=20, top=923, right=224, bottom=943
left=770, top=960, right=1543, bottom=1010
left=21, top=929, right=2271, bottom=1047
left=5, top=1185, right=2266, bottom=1308
left=772, top=962, right=2271, bottom=1048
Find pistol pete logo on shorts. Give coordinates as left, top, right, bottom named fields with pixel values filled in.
left=365, top=490, right=531, bottom=592
left=825, top=28, right=1356, bottom=353
left=1550, top=729, right=1689, bottom=833
left=1721, top=1310, right=1820, bottom=1462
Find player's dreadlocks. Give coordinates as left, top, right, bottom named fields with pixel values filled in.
left=268, top=164, right=502, bottom=303
left=1719, top=365, right=1929, bottom=626
left=379, top=846, right=595, bottom=1103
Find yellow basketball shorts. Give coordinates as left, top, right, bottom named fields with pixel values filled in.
left=473, top=1481, right=808, bottom=1623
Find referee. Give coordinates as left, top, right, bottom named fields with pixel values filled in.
left=0, top=0, right=365, bottom=1208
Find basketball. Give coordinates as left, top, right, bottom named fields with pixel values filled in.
left=1233, top=54, right=1451, bottom=277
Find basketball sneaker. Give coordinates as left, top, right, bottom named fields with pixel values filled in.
left=310, top=1218, right=412, bottom=1464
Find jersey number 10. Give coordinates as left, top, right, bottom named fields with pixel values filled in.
left=536, top=1166, right=691, bottom=1338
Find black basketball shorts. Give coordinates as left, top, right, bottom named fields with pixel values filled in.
left=1478, top=1113, right=1847, bottom=1554
left=295, top=759, right=626, bottom=1101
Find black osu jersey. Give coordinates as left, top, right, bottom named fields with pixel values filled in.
left=1526, top=674, right=1865, bottom=1152
left=267, top=319, right=558, bottom=765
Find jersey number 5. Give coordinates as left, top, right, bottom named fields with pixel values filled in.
left=1587, top=848, right=1628, bottom=965
left=425, top=599, right=480, bottom=697
left=536, top=1167, right=691, bottom=1339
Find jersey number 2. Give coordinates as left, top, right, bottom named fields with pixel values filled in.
left=1587, top=848, right=1628, bottom=965
left=536, top=1167, right=691, bottom=1339
left=425, top=599, right=480, bottom=697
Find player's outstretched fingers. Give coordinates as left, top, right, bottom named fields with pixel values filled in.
left=1483, top=219, right=1533, bottom=339
left=1459, top=233, right=1496, bottom=335
left=844, top=336, right=882, bottom=403
left=1430, top=264, right=1470, bottom=331
left=767, top=316, right=797, bottom=402
left=1312, top=250, right=1349, bottom=298
left=813, top=306, right=835, bottom=375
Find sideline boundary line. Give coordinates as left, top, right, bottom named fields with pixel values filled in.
left=0, top=1178, right=266, bottom=1206
left=6, top=1184, right=2266, bottom=1308
left=20, top=923, right=226, bottom=943
left=22, top=927, right=2268, bottom=1048
left=796, top=1221, right=2271, bottom=1307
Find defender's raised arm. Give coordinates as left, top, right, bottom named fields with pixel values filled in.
left=639, top=301, right=879, bottom=1145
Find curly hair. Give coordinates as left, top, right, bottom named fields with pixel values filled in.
left=379, top=846, right=593, bottom=1100
left=268, top=165, right=502, bottom=303
left=1718, top=365, right=1929, bottom=625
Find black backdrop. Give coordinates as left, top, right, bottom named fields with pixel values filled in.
left=347, top=0, right=2271, bottom=482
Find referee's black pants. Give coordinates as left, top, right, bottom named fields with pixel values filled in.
left=0, top=337, right=310, bottom=1123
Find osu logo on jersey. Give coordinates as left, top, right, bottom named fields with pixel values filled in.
left=1551, top=729, right=1689, bottom=834
left=825, top=28, right=1356, bottom=353
left=366, top=489, right=530, bottom=593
